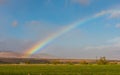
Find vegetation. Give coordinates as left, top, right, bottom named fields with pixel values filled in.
left=50, top=60, right=61, bottom=65
left=80, top=60, right=88, bottom=65
left=97, top=57, right=108, bottom=65
left=0, top=64, right=120, bottom=75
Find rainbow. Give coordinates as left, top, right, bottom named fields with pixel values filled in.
left=23, top=10, right=120, bottom=58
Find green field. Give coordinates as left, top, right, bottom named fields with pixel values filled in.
left=0, top=64, right=120, bottom=75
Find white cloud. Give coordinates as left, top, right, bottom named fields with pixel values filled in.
left=94, top=10, right=120, bottom=29
left=95, top=10, right=120, bottom=19
left=25, top=10, right=120, bottom=59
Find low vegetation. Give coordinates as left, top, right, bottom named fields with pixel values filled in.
left=0, top=64, right=120, bottom=75
left=97, top=57, right=108, bottom=65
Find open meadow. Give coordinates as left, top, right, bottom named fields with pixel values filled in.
left=0, top=64, right=120, bottom=75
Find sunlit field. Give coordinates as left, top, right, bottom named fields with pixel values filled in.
left=0, top=64, right=120, bottom=75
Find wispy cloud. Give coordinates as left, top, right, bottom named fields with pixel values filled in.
left=109, top=11, right=120, bottom=19
left=44, top=36, right=120, bottom=59
left=85, top=37, right=120, bottom=50
left=94, top=9, right=120, bottom=29
left=95, top=10, right=120, bottom=19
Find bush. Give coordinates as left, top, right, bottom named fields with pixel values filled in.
left=25, top=61, right=31, bottom=64
left=109, top=62, right=117, bottom=65
left=67, top=62, right=74, bottom=65
left=80, top=60, right=88, bottom=65
left=51, top=60, right=61, bottom=65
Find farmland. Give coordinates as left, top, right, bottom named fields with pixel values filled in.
left=0, top=64, right=120, bottom=75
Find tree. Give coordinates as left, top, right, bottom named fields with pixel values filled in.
left=97, top=57, right=108, bottom=65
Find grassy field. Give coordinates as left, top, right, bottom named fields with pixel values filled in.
left=0, top=64, right=120, bottom=75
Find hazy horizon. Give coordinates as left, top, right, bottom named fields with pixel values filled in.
left=0, top=0, right=120, bottom=59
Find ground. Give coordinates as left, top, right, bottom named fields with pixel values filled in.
left=0, top=64, right=120, bottom=75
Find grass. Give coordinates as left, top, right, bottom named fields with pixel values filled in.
left=0, top=64, right=120, bottom=75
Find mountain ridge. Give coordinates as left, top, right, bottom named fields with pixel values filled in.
left=0, top=51, right=57, bottom=59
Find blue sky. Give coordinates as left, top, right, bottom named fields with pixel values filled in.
left=0, top=0, right=120, bottom=59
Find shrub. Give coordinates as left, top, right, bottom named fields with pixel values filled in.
left=80, top=60, right=88, bottom=65
left=51, top=60, right=61, bottom=65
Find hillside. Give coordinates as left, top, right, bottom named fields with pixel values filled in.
left=0, top=51, right=57, bottom=59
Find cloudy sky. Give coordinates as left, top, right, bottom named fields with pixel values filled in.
left=0, top=0, right=120, bottom=59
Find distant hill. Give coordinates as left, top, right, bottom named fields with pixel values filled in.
left=30, top=53, right=58, bottom=59
left=0, top=51, right=120, bottom=64
left=0, top=51, right=21, bottom=58
left=0, top=51, right=57, bottom=59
